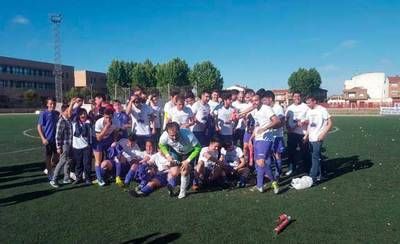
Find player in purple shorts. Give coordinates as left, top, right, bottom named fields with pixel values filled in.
left=239, top=91, right=281, bottom=193
left=93, top=109, right=118, bottom=186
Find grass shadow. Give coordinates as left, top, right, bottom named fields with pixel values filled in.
left=121, top=232, right=181, bottom=244
left=0, top=162, right=44, bottom=177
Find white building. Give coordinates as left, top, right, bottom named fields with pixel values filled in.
left=344, top=72, right=389, bottom=100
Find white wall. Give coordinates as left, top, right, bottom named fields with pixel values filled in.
left=344, top=72, right=389, bottom=99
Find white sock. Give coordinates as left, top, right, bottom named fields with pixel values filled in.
left=180, top=175, right=189, bottom=194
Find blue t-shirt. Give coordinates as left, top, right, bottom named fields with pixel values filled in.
left=113, top=112, right=129, bottom=137
left=38, top=110, right=60, bottom=142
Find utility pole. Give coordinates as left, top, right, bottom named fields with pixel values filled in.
left=50, top=14, right=63, bottom=103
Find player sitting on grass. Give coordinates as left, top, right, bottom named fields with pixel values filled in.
left=220, top=141, right=249, bottom=188
left=193, top=137, right=225, bottom=190
left=159, top=122, right=202, bottom=199
left=129, top=149, right=180, bottom=197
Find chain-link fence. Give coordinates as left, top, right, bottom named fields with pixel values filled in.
left=110, top=84, right=198, bottom=104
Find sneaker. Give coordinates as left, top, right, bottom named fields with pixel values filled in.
left=285, top=169, right=293, bottom=177
left=85, top=180, right=92, bottom=186
left=178, top=190, right=187, bottom=199
left=167, top=184, right=178, bottom=197
left=115, top=177, right=124, bottom=187
left=272, top=181, right=279, bottom=194
left=97, top=179, right=106, bottom=187
left=250, top=186, right=264, bottom=193
left=69, top=172, right=77, bottom=181
left=63, top=179, right=72, bottom=184
left=72, top=179, right=83, bottom=185
left=237, top=181, right=246, bottom=188
left=129, top=189, right=146, bottom=197
left=50, top=180, right=59, bottom=188
left=43, top=169, right=48, bottom=175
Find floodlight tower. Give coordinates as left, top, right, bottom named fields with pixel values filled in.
left=50, top=14, right=63, bottom=103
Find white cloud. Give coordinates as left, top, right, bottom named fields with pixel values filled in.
left=12, top=15, right=30, bottom=25
left=322, top=39, right=359, bottom=58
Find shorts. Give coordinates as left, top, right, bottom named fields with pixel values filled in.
left=193, top=131, right=210, bottom=147
left=92, top=135, right=113, bottom=152
left=111, top=159, right=131, bottom=177
left=254, top=140, right=273, bottom=160
left=243, top=131, right=253, bottom=144
left=273, top=137, right=285, bottom=154
left=154, top=172, right=168, bottom=186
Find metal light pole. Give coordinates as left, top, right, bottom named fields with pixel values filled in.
left=50, top=14, right=63, bottom=103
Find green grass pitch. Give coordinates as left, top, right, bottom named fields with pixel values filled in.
left=0, top=115, right=399, bottom=243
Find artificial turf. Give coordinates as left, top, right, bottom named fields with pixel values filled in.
left=0, top=115, right=399, bottom=243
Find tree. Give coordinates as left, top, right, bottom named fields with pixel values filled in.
left=156, top=58, right=191, bottom=89
left=65, top=87, right=91, bottom=101
left=107, top=60, right=130, bottom=96
left=189, top=61, right=223, bottom=95
left=288, top=68, right=322, bottom=97
left=131, top=59, right=157, bottom=88
left=23, top=89, right=40, bottom=107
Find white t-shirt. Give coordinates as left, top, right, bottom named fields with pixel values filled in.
left=285, top=103, right=309, bottom=135
left=208, top=100, right=220, bottom=112
left=150, top=103, right=163, bottom=129
left=72, top=120, right=91, bottom=149
left=198, top=147, right=220, bottom=168
left=118, top=138, right=142, bottom=162
left=232, top=101, right=252, bottom=130
left=94, top=117, right=117, bottom=138
left=159, top=128, right=200, bottom=155
left=191, top=101, right=211, bottom=132
left=214, top=105, right=236, bottom=135
left=169, top=106, right=193, bottom=126
left=306, top=105, right=331, bottom=142
left=221, top=146, right=244, bottom=167
left=272, top=103, right=285, bottom=138
left=150, top=152, right=170, bottom=172
left=250, top=105, right=276, bottom=141
left=130, top=104, right=153, bottom=136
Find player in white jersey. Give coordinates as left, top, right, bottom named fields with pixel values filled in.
left=163, top=89, right=180, bottom=129
left=191, top=90, right=211, bottom=146
left=262, top=90, right=285, bottom=179
left=232, top=90, right=252, bottom=148
left=214, top=91, right=237, bottom=145
left=220, top=141, right=249, bottom=188
left=238, top=90, right=280, bottom=193
left=148, top=93, right=163, bottom=144
left=304, top=95, right=332, bottom=183
left=126, top=95, right=155, bottom=150
left=285, top=91, right=310, bottom=176
left=208, top=90, right=220, bottom=112
left=168, top=96, right=194, bottom=129
left=193, top=137, right=224, bottom=190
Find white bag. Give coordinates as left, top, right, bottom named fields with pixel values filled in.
left=291, top=176, right=313, bottom=190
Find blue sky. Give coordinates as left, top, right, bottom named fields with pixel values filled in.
left=1, top=0, right=399, bottom=95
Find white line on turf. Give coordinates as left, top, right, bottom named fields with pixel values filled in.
left=329, top=126, right=340, bottom=134
left=22, top=128, right=41, bottom=139
left=0, top=147, right=41, bottom=155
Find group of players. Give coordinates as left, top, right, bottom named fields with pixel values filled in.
left=37, top=86, right=333, bottom=199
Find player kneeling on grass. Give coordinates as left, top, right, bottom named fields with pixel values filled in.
left=193, top=137, right=225, bottom=190
left=123, top=140, right=156, bottom=188
left=129, top=149, right=180, bottom=197
left=159, top=122, right=201, bottom=199
left=220, top=141, right=249, bottom=188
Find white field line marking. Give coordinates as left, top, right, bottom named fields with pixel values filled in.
left=329, top=126, right=340, bottom=134
left=23, top=128, right=41, bottom=139
left=0, top=147, right=41, bottom=155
